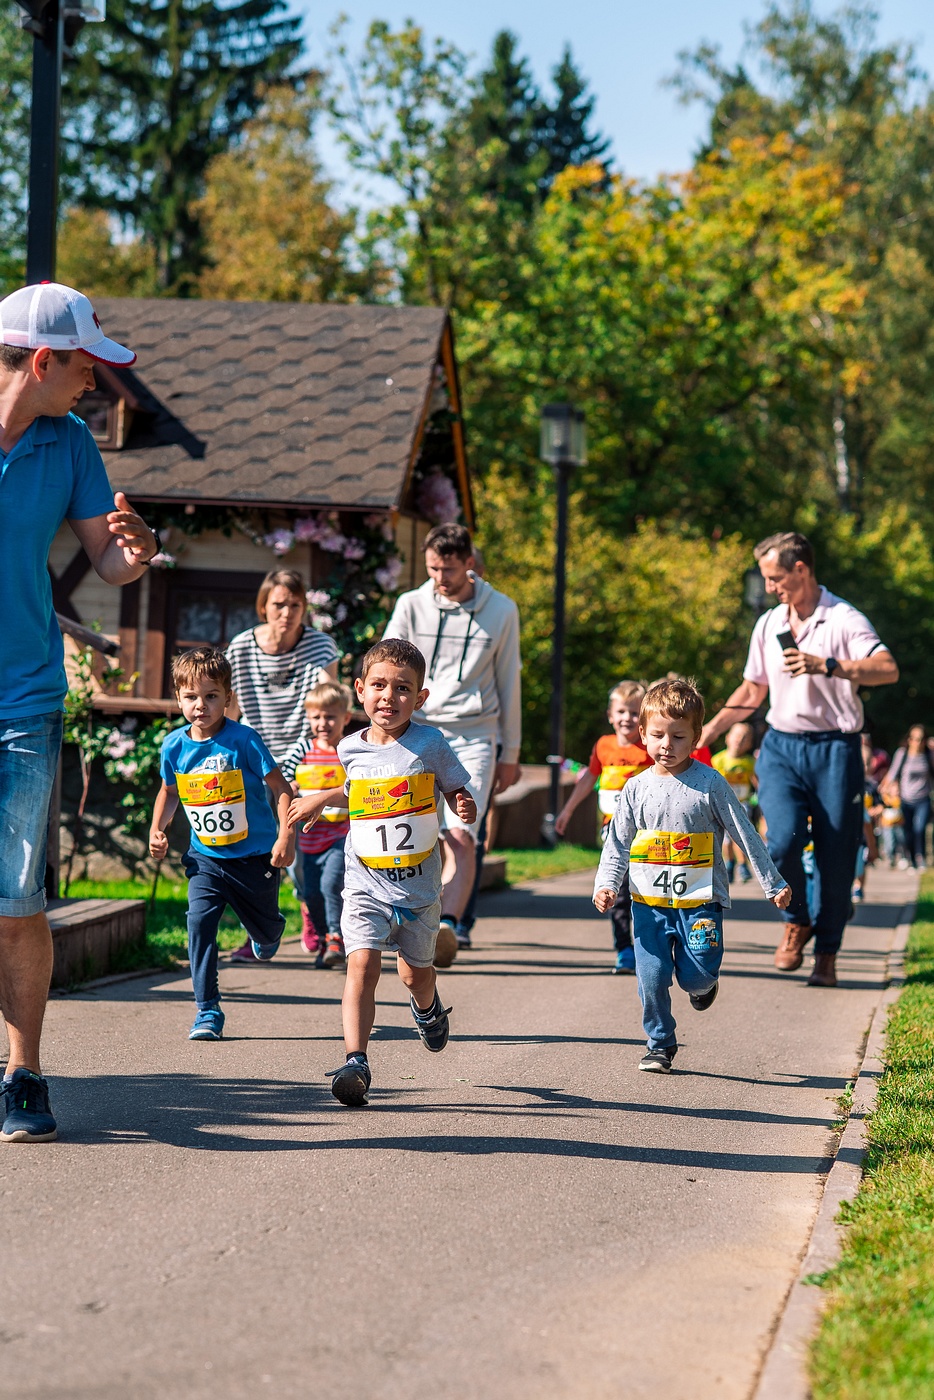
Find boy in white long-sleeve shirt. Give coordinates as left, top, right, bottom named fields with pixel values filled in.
left=595, top=679, right=791, bottom=1073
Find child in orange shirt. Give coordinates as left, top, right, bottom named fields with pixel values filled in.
left=556, top=680, right=650, bottom=973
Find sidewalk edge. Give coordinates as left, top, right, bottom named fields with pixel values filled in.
left=751, top=900, right=914, bottom=1400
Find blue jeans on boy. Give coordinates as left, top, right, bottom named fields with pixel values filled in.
left=183, top=850, right=284, bottom=1007
left=756, top=728, right=863, bottom=956
left=632, top=900, right=724, bottom=1050
left=302, top=837, right=345, bottom=934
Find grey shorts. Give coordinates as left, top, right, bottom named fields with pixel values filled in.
left=341, top=890, right=441, bottom=967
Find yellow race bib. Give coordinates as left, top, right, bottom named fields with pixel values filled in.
left=598, top=762, right=651, bottom=816
left=177, top=769, right=248, bottom=847
left=295, top=758, right=349, bottom=822
left=629, top=829, right=715, bottom=908
left=348, top=773, right=438, bottom=868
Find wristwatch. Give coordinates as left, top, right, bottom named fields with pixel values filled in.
left=825, top=657, right=839, bottom=677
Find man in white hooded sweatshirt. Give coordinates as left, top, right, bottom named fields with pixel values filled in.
left=382, top=524, right=522, bottom=964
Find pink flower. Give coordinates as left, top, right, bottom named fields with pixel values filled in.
left=306, top=589, right=330, bottom=607
left=416, top=470, right=460, bottom=525
left=310, top=612, right=333, bottom=631
left=317, top=527, right=347, bottom=553
left=293, top=517, right=319, bottom=543
left=375, top=557, right=404, bottom=592
left=264, top=528, right=295, bottom=556
left=342, top=539, right=366, bottom=561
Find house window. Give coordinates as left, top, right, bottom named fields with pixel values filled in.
left=74, top=392, right=114, bottom=442
left=162, top=569, right=267, bottom=691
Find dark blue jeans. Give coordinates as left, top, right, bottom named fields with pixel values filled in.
left=632, top=900, right=723, bottom=1050
left=756, top=728, right=863, bottom=956
left=900, top=798, right=930, bottom=868
left=183, top=850, right=284, bottom=1007
left=302, top=837, right=345, bottom=935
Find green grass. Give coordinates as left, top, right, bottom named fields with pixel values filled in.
left=65, top=876, right=304, bottom=975
left=496, top=844, right=599, bottom=885
left=810, top=872, right=934, bottom=1398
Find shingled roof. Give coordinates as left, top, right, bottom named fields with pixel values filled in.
left=92, top=298, right=465, bottom=515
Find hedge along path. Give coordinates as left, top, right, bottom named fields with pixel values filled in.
left=809, top=874, right=934, bottom=1399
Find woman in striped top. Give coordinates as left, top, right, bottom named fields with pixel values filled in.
left=225, top=568, right=339, bottom=960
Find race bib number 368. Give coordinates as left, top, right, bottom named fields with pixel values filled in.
left=349, top=772, right=439, bottom=869
left=629, top=829, right=715, bottom=908
left=177, top=770, right=248, bottom=847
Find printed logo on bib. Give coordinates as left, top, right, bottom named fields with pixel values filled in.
left=598, top=761, right=651, bottom=816
left=295, top=759, right=349, bottom=822
left=629, top=829, right=715, bottom=908
left=177, top=770, right=248, bottom=847
left=349, top=773, right=439, bottom=868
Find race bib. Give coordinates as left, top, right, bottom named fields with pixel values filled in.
left=728, top=781, right=751, bottom=803
left=348, top=773, right=439, bottom=869
left=177, top=769, right=248, bottom=847
left=629, top=829, right=715, bottom=908
left=295, top=759, right=349, bottom=823
left=598, top=762, right=651, bottom=816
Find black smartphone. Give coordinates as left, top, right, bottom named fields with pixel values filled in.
left=776, top=629, right=796, bottom=651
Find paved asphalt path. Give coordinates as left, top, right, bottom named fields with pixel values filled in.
left=0, top=864, right=916, bottom=1400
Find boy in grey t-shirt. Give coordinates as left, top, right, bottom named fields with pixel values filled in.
left=595, top=679, right=791, bottom=1074
left=289, top=639, right=476, bottom=1107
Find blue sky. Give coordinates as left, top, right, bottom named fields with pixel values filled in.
left=301, top=0, right=932, bottom=196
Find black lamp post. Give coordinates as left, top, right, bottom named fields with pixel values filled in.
left=540, top=402, right=587, bottom=847
left=14, top=0, right=105, bottom=283
left=743, top=565, right=769, bottom=615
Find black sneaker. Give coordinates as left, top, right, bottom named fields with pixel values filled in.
left=690, top=981, right=719, bottom=1012
left=410, top=993, right=452, bottom=1052
left=327, top=1058, right=371, bottom=1107
left=638, top=1045, right=677, bottom=1074
left=1, top=1069, right=58, bottom=1142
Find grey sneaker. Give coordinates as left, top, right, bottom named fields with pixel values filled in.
left=638, top=1045, right=677, bottom=1074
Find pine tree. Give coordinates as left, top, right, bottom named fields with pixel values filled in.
left=0, top=9, right=33, bottom=290
left=63, top=0, right=304, bottom=293
left=538, top=47, right=610, bottom=184
left=464, top=30, right=547, bottom=210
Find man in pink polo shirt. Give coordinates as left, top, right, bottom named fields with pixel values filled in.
left=700, top=532, right=898, bottom=987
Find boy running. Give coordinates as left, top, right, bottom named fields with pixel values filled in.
left=289, top=639, right=477, bottom=1107
left=556, top=680, right=650, bottom=973
left=711, top=721, right=758, bottom=883
left=594, top=679, right=791, bottom=1073
left=293, top=681, right=354, bottom=969
left=149, top=647, right=295, bottom=1041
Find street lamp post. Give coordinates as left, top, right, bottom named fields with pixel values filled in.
left=14, top=0, right=105, bottom=283
left=540, top=402, right=587, bottom=847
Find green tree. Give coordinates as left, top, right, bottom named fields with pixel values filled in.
left=196, top=84, right=385, bottom=302
left=0, top=8, right=34, bottom=291
left=538, top=46, right=611, bottom=184
left=64, top=0, right=304, bottom=293
left=57, top=207, right=158, bottom=296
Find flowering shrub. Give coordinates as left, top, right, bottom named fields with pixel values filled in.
left=416, top=469, right=461, bottom=525
left=103, top=714, right=186, bottom=831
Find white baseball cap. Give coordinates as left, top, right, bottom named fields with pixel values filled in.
left=0, top=282, right=136, bottom=366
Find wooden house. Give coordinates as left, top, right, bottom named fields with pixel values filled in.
left=49, top=298, right=472, bottom=711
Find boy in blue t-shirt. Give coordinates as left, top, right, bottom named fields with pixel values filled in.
left=149, top=646, right=295, bottom=1040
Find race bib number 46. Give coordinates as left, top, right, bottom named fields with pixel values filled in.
left=349, top=772, right=439, bottom=869
left=177, top=770, right=248, bottom=847
left=629, top=829, right=715, bottom=908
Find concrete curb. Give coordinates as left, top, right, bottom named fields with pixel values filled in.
left=752, top=899, right=915, bottom=1400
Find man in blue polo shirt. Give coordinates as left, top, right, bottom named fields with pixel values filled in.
left=0, top=283, right=159, bottom=1142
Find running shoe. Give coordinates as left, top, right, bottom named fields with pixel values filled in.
left=229, top=938, right=258, bottom=963
left=250, top=935, right=281, bottom=961
left=738, top=865, right=753, bottom=884
left=638, top=1045, right=677, bottom=1074
left=689, top=981, right=719, bottom=1011
left=0, top=1069, right=57, bottom=1143
left=322, top=932, right=345, bottom=969
left=455, top=924, right=472, bottom=950
left=327, top=1058, right=371, bottom=1107
left=189, top=1004, right=225, bottom=1040
left=410, top=992, right=452, bottom=1052
left=300, top=905, right=321, bottom=954
left=433, top=921, right=458, bottom=968
left=613, top=947, right=636, bottom=975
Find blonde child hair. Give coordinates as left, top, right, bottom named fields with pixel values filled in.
left=305, top=680, right=354, bottom=713
left=608, top=679, right=646, bottom=706
left=640, top=678, right=705, bottom=740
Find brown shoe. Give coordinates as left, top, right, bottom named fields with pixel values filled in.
left=774, top=922, right=813, bottom=971
left=807, top=953, right=838, bottom=987
left=433, top=923, right=458, bottom=969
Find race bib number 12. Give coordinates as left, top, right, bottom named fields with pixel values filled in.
left=349, top=773, right=438, bottom=868
left=177, top=770, right=248, bottom=847
left=629, top=829, right=715, bottom=908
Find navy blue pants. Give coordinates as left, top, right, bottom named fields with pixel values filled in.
left=302, top=837, right=345, bottom=935
left=901, top=798, right=930, bottom=868
left=756, top=728, right=863, bottom=956
left=183, top=850, right=285, bottom=1007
